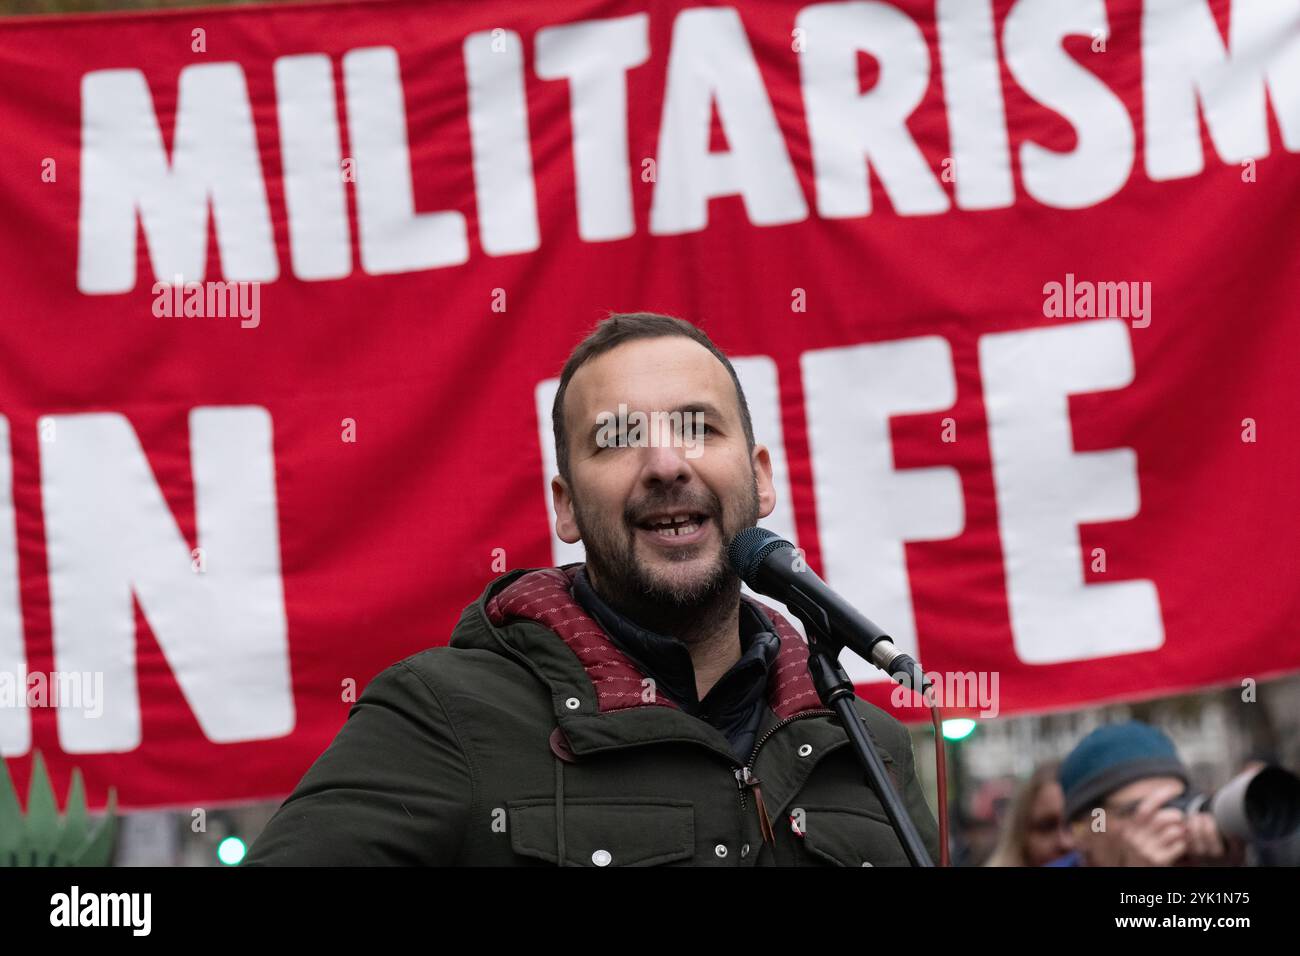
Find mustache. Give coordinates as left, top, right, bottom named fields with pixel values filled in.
left=626, top=495, right=719, bottom=525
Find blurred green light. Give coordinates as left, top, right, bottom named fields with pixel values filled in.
left=218, top=836, right=247, bottom=866
left=941, top=718, right=977, bottom=741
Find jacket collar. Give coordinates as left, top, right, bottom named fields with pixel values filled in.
left=570, top=564, right=779, bottom=719
left=480, top=564, right=823, bottom=722
left=454, top=565, right=897, bottom=795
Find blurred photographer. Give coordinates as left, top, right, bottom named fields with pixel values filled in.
left=1045, top=721, right=1242, bottom=867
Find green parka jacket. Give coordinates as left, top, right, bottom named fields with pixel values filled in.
left=244, top=564, right=942, bottom=867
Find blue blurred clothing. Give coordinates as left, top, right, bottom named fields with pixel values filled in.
left=1044, top=849, right=1084, bottom=866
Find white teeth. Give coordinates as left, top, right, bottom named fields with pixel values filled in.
left=653, top=521, right=700, bottom=537
left=646, top=513, right=701, bottom=529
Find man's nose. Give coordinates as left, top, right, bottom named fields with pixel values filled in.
left=637, top=419, right=692, bottom=484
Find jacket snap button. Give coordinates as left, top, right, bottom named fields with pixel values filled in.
left=798, top=744, right=813, bottom=757
left=565, top=697, right=581, bottom=711
left=861, top=861, right=873, bottom=867
left=740, top=844, right=750, bottom=858
left=714, top=844, right=728, bottom=858
left=592, top=849, right=612, bottom=866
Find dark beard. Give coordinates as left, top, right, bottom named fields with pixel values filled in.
left=572, top=471, right=760, bottom=641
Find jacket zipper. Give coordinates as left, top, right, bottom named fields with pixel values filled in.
left=733, top=708, right=834, bottom=845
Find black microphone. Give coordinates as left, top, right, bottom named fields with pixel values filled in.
left=728, top=526, right=931, bottom=694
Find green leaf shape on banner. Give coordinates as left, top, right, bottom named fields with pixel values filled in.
left=0, top=751, right=118, bottom=867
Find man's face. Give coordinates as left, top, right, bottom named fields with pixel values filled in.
left=551, top=336, right=776, bottom=631
left=1074, top=775, right=1186, bottom=866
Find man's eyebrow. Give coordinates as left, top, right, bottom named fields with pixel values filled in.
left=674, top=402, right=724, bottom=419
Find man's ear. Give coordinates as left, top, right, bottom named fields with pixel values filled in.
left=552, top=475, right=582, bottom=544
left=753, top=444, right=777, bottom=520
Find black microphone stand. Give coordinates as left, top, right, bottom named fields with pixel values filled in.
left=784, top=594, right=935, bottom=867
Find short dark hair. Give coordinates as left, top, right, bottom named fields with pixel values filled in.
left=551, top=311, right=756, bottom=485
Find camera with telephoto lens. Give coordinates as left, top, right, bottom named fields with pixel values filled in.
left=1162, top=764, right=1300, bottom=844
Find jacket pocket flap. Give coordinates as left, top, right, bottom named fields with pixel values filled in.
left=507, top=797, right=694, bottom=866
left=796, top=805, right=910, bottom=867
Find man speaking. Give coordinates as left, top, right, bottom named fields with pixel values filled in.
left=245, top=312, right=940, bottom=866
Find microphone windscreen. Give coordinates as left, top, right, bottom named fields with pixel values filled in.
left=727, top=526, right=792, bottom=582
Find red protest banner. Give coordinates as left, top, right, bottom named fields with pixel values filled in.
left=0, top=0, right=1297, bottom=808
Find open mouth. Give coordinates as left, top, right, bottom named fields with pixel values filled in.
left=634, top=511, right=711, bottom=544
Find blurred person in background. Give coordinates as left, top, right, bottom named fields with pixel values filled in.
left=985, top=762, right=1075, bottom=866
left=1046, top=721, right=1241, bottom=867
